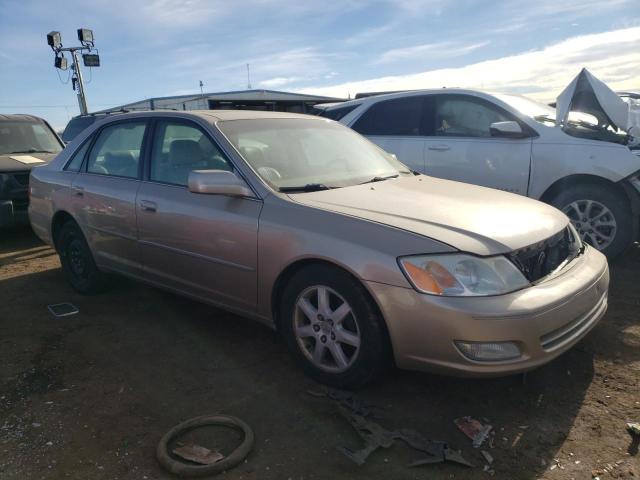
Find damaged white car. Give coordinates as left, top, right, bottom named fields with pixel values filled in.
left=321, top=69, right=640, bottom=258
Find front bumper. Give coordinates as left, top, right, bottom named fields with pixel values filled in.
left=368, top=245, right=609, bottom=377
left=0, top=198, right=29, bottom=228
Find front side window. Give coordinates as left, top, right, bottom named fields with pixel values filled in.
left=218, top=118, right=412, bottom=190
left=352, top=97, right=426, bottom=136
left=0, top=120, right=63, bottom=155
left=150, top=121, right=232, bottom=186
left=434, top=96, right=512, bottom=137
left=86, top=121, right=146, bottom=178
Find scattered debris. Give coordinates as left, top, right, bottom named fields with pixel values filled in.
left=172, top=444, right=224, bottom=465
left=47, top=303, right=79, bottom=318
left=307, top=388, right=380, bottom=418
left=481, top=450, right=494, bottom=465
left=454, top=417, right=492, bottom=448
left=627, top=422, right=640, bottom=436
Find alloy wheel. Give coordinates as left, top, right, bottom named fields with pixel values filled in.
left=562, top=199, right=617, bottom=251
left=293, top=285, right=361, bottom=373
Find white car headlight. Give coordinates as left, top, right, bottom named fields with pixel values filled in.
left=398, top=253, right=530, bottom=296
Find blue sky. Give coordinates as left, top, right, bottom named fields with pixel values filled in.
left=0, top=0, right=638, bottom=129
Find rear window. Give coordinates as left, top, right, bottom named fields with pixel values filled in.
left=352, top=97, right=426, bottom=136
left=318, top=104, right=359, bottom=121
left=62, top=117, right=98, bottom=143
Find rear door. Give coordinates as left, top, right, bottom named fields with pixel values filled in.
left=136, top=118, right=261, bottom=311
left=70, top=119, right=148, bottom=275
left=351, top=96, right=429, bottom=172
left=423, top=94, right=532, bottom=195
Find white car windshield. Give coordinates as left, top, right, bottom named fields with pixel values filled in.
left=495, top=93, right=600, bottom=127
left=217, top=118, right=412, bottom=191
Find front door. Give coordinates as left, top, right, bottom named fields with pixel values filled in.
left=71, top=119, right=148, bottom=275
left=423, top=94, right=532, bottom=195
left=136, top=119, right=262, bottom=311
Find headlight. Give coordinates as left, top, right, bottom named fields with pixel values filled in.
left=398, top=254, right=530, bottom=296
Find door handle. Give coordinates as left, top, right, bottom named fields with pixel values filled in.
left=428, top=144, right=451, bottom=151
left=72, top=186, right=84, bottom=197
left=140, top=200, right=157, bottom=212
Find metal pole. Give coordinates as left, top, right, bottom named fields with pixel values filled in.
left=246, top=64, right=251, bottom=89
left=71, top=49, right=89, bottom=115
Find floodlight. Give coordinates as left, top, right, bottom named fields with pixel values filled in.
left=54, top=55, right=68, bottom=70
left=47, top=31, right=62, bottom=49
left=77, top=28, right=94, bottom=44
left=83, top=54, right=100, bottom=67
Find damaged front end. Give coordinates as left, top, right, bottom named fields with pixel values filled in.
left=555, top=68, right=639, bottom=152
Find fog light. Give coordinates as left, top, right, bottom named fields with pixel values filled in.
left=455, top=341, right=521, bottom=362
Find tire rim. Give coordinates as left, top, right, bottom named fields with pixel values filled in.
left=293, top=285, right=361, bottom=373
left=562, top=199, right=617, bottom=251
left=67, top=239, right=88, bottom=279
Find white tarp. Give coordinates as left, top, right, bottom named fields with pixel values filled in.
left=555, top=68, right=630, bottom=131
left=9, top=155, right=45, bottom=165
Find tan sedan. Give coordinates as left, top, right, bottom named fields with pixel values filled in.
left=29, top=111, right=609, bottom=387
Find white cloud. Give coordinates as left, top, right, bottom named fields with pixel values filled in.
left=375, top=40, right=491, bottom=64
left=298, top=27, right=640, bottom=102
left=259, top=76, right=305, bottom=88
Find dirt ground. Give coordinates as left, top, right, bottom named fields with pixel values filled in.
left=1, top=228, right=639, bottom=480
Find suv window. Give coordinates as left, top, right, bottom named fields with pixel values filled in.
left=150, top=121, right=232, bottom=186
left=62, top=117, right=98, bottom=143
left=434, top=96, right=512, bottom=137
left=86, top=121, right=146, bottom=178
left=352, top=96, right=426, bottom=136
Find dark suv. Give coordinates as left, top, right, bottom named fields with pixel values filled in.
left=61, top=111, right=127, bottom=143
left=0, top=114, right=63, bottom=228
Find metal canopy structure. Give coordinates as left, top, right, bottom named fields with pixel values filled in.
left=96, top=89, right=346, bottom=115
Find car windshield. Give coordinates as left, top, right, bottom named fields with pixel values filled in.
left=217, top=118, right=412, bottom=191
left=0, top=120, right=63, bottom=155
left=494, top=94, right=557, bottom=123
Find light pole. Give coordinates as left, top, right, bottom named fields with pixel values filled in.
left=47, top=29, right=100, bottom=116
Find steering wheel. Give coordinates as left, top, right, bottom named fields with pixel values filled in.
left=258, top=167, right=282, bottom=181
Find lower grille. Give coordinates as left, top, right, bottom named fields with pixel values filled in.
left=540, top=292, right=607, bottom=350
left=508, top=226, right=582, bottom=283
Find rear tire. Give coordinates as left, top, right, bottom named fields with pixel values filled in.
left=57, top=221, right=108, bottom=294
left=550, top=184, right=633, bottom=260
left=279, top=264, right=390, bottom=389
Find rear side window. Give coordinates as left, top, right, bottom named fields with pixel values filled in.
left=64, top=139, right=91, bottom=171
left=318, top=104, right=359, bottom=121
left=352, top=97, right=426, bottom=136
left=87, top=122, right=146, bottom=179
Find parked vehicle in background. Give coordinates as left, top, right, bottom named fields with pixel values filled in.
left=29, top=110, right=609, bottom=387
left=0, top=114, right=63, bottom=228
left=61, top=111, right=127, bottom=143
left=321, top=89, right=640, bottom=259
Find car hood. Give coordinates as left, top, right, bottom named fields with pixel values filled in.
left=288, top=175, right=569, bottom=256
left=0, top=153, right=57, bottom=172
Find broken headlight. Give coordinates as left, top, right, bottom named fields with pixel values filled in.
left=398, top=254, right=529, bottom=296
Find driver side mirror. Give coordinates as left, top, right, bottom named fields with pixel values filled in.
left=490, top=121, right=527, bottom=138
left=188, top=170, right=253, bottom=197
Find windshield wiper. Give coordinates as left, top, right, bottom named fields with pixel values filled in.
left=279, top=183, right=333, bottom=193
left=9, top=149, right=55, bottom=154
left=359, top=174, right=399, bottom=185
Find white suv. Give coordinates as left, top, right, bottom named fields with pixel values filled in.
left=321, top=90, right=640, bottom=259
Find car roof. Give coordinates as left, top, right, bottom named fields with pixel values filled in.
left=0, top=114, right=48, bottom=122
left=91, top=109, right=325, bottom=124
left=322, top=88, right=501, bottom=109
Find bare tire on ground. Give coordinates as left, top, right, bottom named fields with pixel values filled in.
left=550, top=184, right=633, bottom=260
left=279, top=264, right=391, bottom=388
left=57, top=221, right=108, bottom=294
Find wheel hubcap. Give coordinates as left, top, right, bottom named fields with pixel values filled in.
left=562, top=199, right=617, bottom=251
left=293, top=285, right=361, bottom=373
left=67, top=239, right=88, bottom=278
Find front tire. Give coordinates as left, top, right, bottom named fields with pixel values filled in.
left=550, top=184, right=633, bottom=259
left=57, top=221, right=108, bottom=294
left=279, top=265, right=390, bottom=389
